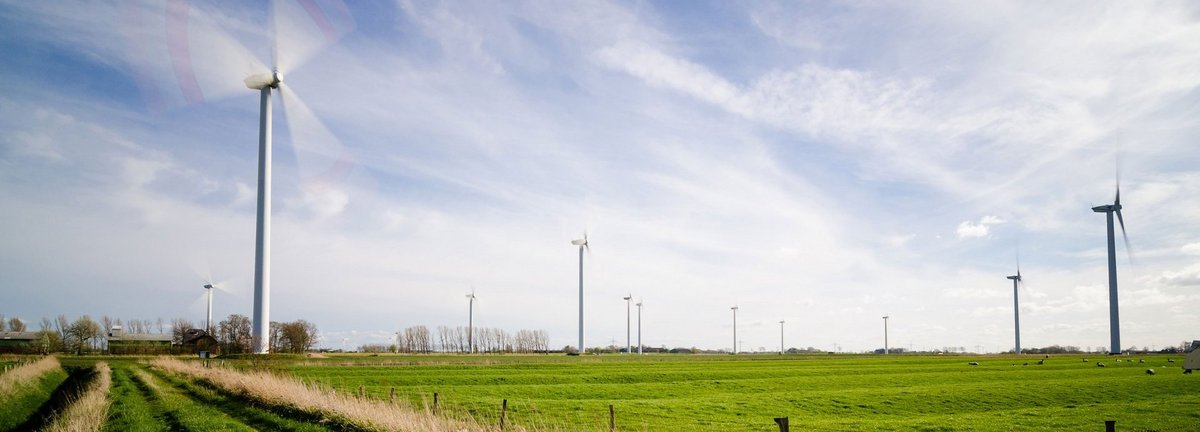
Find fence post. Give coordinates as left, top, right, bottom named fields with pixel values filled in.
left=358, top=385, right=364, bottom=399
left=1105, top=420, right=1116, bottom=432
left=499, top=399, right=508, bottom=430
left=774, top=417, right=789, bottom=432
left=434, top=392, right=439, bottom=415
left=389, top=387, right=395, bottom=403
left=609, top=404, right=615, bottom=431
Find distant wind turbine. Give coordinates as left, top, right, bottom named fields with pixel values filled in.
left=882, top=315, right=890, bottom=354
left=1092, top=163, right=1133, bottom=355
left=1006, top=255, right=1023, bottom=354
left=779, top=320, right=785, bottom=355
left=467, top=288, right=476, bottom=354
left=731, top=306, right=739, bottom=355
left=571, top=234, right=589, bottom=353
left=636, top=299, right=643, bottom=355
left=623, top=294, right=632, bottom=354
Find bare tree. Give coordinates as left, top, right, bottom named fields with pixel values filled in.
left=7, top=318, right=27, bottom=332
left=217, top=314, right=253, bottom=354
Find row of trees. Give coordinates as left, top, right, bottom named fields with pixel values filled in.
left=373, top=325, right=550, bottom=353
left=0, top=313, right=319, bottom=355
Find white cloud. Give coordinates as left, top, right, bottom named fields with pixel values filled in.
left=956, top=215, right=1005, bottom=239
left=1181, top=242, right=1200, bottom=255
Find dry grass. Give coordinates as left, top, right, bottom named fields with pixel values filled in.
left=150, top=357, right=512, bottom=432
left=44, top=362, right=111, bottom=432
left=0, top=356, right=61, bottom=397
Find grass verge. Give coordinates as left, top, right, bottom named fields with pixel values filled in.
left=43, top=362, right=112, bottom=432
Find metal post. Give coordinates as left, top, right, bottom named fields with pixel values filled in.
left=252, top=86, right=272, bottom=354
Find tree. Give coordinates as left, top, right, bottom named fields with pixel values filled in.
left=67, top=316, right=102, bottom=355
left=217, top=314, right=253, bottom=354
left=171, top=318, right=195, bottom=345
left=7, top=317, right=26, bottom=332
left=277, top=320, right=319, bottom=353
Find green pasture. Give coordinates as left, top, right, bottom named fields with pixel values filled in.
left=283, top=353, right=1200, bottom=431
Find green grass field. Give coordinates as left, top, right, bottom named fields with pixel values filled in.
left=283, top=353, right=1200, bottom=431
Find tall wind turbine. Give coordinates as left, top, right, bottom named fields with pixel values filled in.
left=240, top=0, right=353, bottom=354
left=1006, top=257, right=1022, bottom=354
left=1092, top=167, right=1132, bottom=355
left=730, top=306, right=739, bottom=355
left=636, top=299, right=643, bottom=355
left=623, top=294, right=632, bottom=354
left=571, top=234, right=589, bottom=353
left=466, top=289, right=476, bottom=354
left=204, top=283, right=215, bottom=334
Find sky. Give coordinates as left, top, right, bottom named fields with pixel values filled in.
left=1, top=0, right=1198, bottom=353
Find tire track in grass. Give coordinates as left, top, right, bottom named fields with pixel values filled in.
left=9, top=364, right=94, bottom=431
left=147, top=367, right=334, bottom=431
left=103, top=363, right=176, bottom=432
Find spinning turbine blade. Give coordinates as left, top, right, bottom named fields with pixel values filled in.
left=278, top=85, right=356, bottom=202
left=273, top=0, right=355, bottom=73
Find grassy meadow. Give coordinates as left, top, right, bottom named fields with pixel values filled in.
left=283, top=353, right=1200, bottom=431
left=1, top=353, right=1197, bottom=431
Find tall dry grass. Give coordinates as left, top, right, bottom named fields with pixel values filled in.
left=0, top=356, right=61, bottom=397
left=43, top=362, right=111, bottom=432
left=150, top=357, right=514, bottom=432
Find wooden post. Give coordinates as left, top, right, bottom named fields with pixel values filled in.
left=774, top=417, right=789, bottom=432
left=433, top=392, right=439, bottom=416
left=1105, top=420, right=1116, bottom=432
left=358, top=385, right=364, bottom=399
left=499, top=399, right=508, bottom=430
left=609, top=404, right=615, bottom=431
left=389, top=387, right=395, bottom=403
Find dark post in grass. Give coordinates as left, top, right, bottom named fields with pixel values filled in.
left=499, top=399, right=508, bottom=430
left=609, top=404, right=615, bottom=431
left=358, top=385, right=364, bottom=399
left=433, top=392, right=439, bottom=415
left=1105, top=420, right=1116, bottom=432
left=389, top=387, right=395, bottom=403
left=774, top=417, right=789, bottom=432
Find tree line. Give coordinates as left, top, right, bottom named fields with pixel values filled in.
left=360, top=325, right=550, bottom=354
left=0, top=313, right=318, bottom=355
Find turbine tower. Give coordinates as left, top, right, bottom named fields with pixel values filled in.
left=882, top=315, right=889, bottom=354
left=204, top=283, right=215, bottom=334
left=623, top=294, right=632, bottom=354
left=571, top=235, right=589, bottom=353
left=1092, top=171, right=1131, bottom=355
left=246, top=69, right=280, bottom=354
left=466, top=289, right=476, bottom=354
left=730, top=306, right=739, bottom=354
left=636, top=299, right=643, bottom=355
left=778, top=320, right=785, bottom=355
left=1007, top=267, right=1022, bottom=354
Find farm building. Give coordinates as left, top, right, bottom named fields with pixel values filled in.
left=107, top=326, right=173, bottom=355
left=0, top=331, right=38, bottom=353
left=181, top=328, right=219, bottom=355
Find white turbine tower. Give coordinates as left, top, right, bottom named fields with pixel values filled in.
left=204, top=283, right=215, bottom=334
left=779, top=320, right=785, bottom=355
left=882, top=315, right=890, bottom=354
left=623, top=294, right=632, bottom=354
left=636, top=299, right=643, bottom=355
left=730, top=306, right=739, bottom=355
left=571, top=234, right=589, bottom=353
left=467, top=288, right=476, bottom=354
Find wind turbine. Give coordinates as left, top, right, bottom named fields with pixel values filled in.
left=466, top=288, right=476, bottom=354
left=623, top=294, right=632, bottom=354
left=1006, top=255, right=1023, bottom=354
left=779, top=320, right=785, bottom=355
left=1092, top=167, right=1132, bottom=355
left=204, top=283, right=215, bottom=334
left=636, top=299, right=643, bottom=355
left=571, top=234, right=589, bottom=353
left=882, top=315, right=889, bottom=354
left=730, top=306, right=739, bottom=354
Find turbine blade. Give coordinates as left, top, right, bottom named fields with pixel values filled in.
left=273, top=0, right=355, bottom=72
left=1116, top=209, right=1134, bottom=265
left=278, top=85, right=356, bottom=216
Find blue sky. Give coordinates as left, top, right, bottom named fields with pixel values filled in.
left=1, top=0, right=1198, bottom=353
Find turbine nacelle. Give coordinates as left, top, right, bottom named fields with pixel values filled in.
left=244, top=70, right=283, bottom=90
left=1091, top=204, right=1121, bottom=213
left=1006, top=275, right=1021, bottom=281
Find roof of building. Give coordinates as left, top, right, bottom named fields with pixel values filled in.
left=109, top=333, right=173, bottom=342
left=0, top=331, right=39, bottom=341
